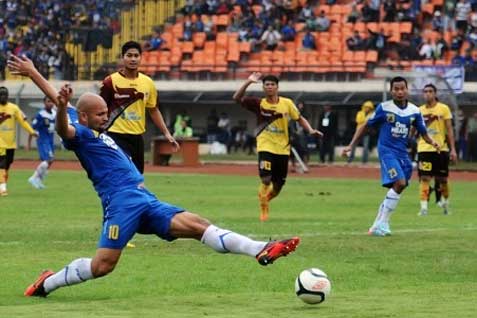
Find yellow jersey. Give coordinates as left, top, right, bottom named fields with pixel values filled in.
left=0, top=102, right=35, bottom=149
left=241, top=96, right=300, bottom=155
left=100, top=71, right=158, bottom=135
left=417, top=102, right=452, bottom=152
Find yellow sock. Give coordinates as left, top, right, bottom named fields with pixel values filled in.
left=440, top=182, right=449, bottom=199
left=0, top=169, right=6, bottom=184
left=419, top=180, right=430, bottom=201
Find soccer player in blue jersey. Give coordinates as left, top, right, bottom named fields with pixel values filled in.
left=22, top=84, right=300, bottom=297
left=28, top=96, right=56, bottom=189
left=343, top=77, right=440, bottom=236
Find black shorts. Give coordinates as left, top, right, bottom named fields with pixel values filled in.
left=0, top=149, right=15, bottom=170
left=107, top=132, right=145, bottom=174
left=418, top=151, right=449, bottom=178
left=258, top=151, right=289, bottom=185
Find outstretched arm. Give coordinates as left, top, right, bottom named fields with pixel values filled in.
left=232, top=72, right=261, bottom=103
left=55, top=84, right=76, bottom=140
left=297, top=116, right=323, bottom=137
left=342, top=124, right=368, bottom=157
left=7, top=55, right=59, bottom=105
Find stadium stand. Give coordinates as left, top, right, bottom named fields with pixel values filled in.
left=2, top=0, right=477, bottom=81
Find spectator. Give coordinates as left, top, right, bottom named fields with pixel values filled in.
left=289, top=101, right=310, bottom=172
left=463, top=48, right=475, bottom=66
left=451, top=29, right=465, bottom=51
left=347, top=100, right=374, bottom=164
left=0, top=51, right=6, bottom=80
left=368, top=28, right=391, bottom=59
left=468, top=28, right=477, bottom=47
left=194, top=15, right=205, bottom=32
left=318, top=105, right=338, bottom=164
left=281, top=20, right=296, bottom=42
left=470, top=7, right=477, bottom=30
left=451, top=51, right=466, bottom=65
left=434, top=33, right=449, bottom=59
left=217, top=112, right=231, bottom=145
left=313, top=11, right=330, bottom=32
left=145, top=31, right=164, bottom=51
left=383, top=0, right=397, bottom=22
left=368, top=0, right=381, bottom=22
left=173, top=120, right=193, bottom=138
left=298, top=4, right=314, bottom=22
left=455, top=0, right=471, bottom=32
left=347, top=31, right=365, bottom=51
left=347, top=4, right=362, bottom=23
left=467, top=112, right=477, bottom=161
left=216, top=0, right=231, bottom=15
left=432, top=11, right=444, bottom=32
left=260, top=26, right=281, bottom=51
left=302, top=30, right=316, bottom=50
left=206, top=109, right=219, bottom=138
left=419, top=39, right=434, bottom=60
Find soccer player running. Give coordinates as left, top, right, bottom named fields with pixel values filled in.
left=233, top=72, right=322, bottom=221
left=27, top=96, right=56, bottom=189
left=0, top=86, right=37, bottom=196
left=22, top=84, right=300, bottom=298
left=417, top=84, right=457, bottom=216
left=342, top=77, right=440, bottom=236
left=99, top=41, right=178, bottom=174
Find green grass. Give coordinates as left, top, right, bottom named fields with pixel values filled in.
left=1, top=170, right=476, bottom=317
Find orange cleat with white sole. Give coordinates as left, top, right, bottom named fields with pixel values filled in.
left=24, top=270, right=55, bottom=297
left=256, top=237, right=300, bottom=266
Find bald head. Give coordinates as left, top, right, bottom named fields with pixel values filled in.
left=77, top=92, right=106, bottom=112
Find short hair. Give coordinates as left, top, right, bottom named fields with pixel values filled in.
left=424, top=83, right=437, bottom=92
left=121, top=41, right=142, bottom=56
left=390, top=76, right=408, bottom=89
left=262, top=75, right=279, bottom=85
left=0, top=86, right=8, bottom=93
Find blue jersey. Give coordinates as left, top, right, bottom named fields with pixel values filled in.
left=367, top=100, right=427, bottom=158
left=63, top=123, right=144, bottom=198
left=67, top=104, right=79, bottom=124
left=32, top=109, right=56, bottom=144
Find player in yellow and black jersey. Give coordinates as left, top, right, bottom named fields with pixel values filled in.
left=417, top=84, right=457, bottom=215
left=233, top=73, right=322, bottom=221
left=100, top=41, right=178, bottom=173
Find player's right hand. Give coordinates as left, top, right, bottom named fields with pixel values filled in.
left=248, top=72, right=262, bottom=83
left=341, top=146, right=352, bottom=157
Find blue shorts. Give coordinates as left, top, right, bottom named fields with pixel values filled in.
left=98, top=187, right=185, bottom=249
left=37, top=142, right=54, bottom=161
left=379, top=153, right=413, bottom=188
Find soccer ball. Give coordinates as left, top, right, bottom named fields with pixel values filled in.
left=295, top=268, right=331, bottom=304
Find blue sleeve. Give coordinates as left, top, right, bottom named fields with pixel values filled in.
left=62, top=123, right=92, bottom=150
left=415, top=112, right=427, bottom=135
left=366, top=104, right=385, bottom=128
left=31, top=113, right=42, bottom=130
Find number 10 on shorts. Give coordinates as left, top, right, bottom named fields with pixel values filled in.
left=108, top=225, right=119, bottom=240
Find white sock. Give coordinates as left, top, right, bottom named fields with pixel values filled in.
left=201, top=225, right=267, bottom=257
left=44, top=258, right=93, bottom=293
left=36, top=161, right=49, bottom=180
left=378, top=188, right=401, bottom=224
left=0, top=183, right=6, bottom=192
left=420, top=200, right=428, bottom=211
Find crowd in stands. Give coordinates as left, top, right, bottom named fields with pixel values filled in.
left=138, top=0, right=477, bottom=79
left=0, top=0, right=125, bottom=80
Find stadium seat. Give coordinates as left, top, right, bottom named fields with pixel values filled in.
left=217, top=15, right=230, bottom=27
left=193, top=32, right=206, bottom=49
left=182, top=41, right=194, bottom=54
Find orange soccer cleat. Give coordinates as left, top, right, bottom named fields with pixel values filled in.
left=24, top=270, right=55, bottom=297
left=256, top=237, right=300, bottom=266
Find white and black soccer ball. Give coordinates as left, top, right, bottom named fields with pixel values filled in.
left=295, top=268, right=331, bottom=304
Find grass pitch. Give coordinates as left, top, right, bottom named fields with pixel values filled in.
left=0, top=170, right=476, bottom=318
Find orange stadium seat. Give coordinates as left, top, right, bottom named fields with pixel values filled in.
left=216, top=32, right=228, bottom=50
left=217, top=15, right=230, bottom=27
left=170, top=47, right=182, bottom=66
left=366, top=50, right=378, bottom=63
left=172, top=23, right=184, bottom=39
left=239, top=41, right=252, bottom=53
left=193, top=32, right=206, bottom=48
left=182, top=41, right=194, bottom=54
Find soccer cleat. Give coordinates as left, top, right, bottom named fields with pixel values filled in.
left=28, top=176, right=42, bottom=189
left=380, top=223, right=392, bottom=236
left=368, top=227, right=386, bottom=237
left=437, top=200, right=450, bottom=215
left=256, top=237, right=300, bottom=266
left=418, top=208, right=428, bottom=216
left=0, top=190, right=7, bottom=196
left=126, top=242, right=136, bottom=248
left=24, top=270, right=55, bottom=297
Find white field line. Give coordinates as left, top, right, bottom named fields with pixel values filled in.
left=0, top=227, right=476, bottom=246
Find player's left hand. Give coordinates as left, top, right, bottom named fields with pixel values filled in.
left=7, top=54, right=35, bottom=76
left=309, top=129, right=323, bottom=138
left=31, top=132, right=39, bottom=138
left=449, top=149, right=457, bottom=163
left=166, top=135, right=180, bottom=152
